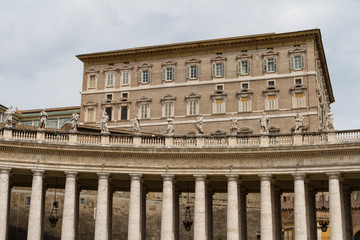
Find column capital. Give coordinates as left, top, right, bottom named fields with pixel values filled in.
left=97, top=172, right=110, bottom=179
left=129, top=173, right=142, bottom=180
left=258, top=173, right=272, bottom=181
left=161, top=174, right=175, bottom=181
left=0, top=167, right=11, bottom=174
left=193, top=174, right=207, bottom=181
left=226, top=174, right=239, bottom=181
left=31, top=169, right=45, bottom=177
left=292, top=173, right=306, bottom=180
left=327, top=171, right=341, bottom=179
left=65, top=171, right=78, bottom=178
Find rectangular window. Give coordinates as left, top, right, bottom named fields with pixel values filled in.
left=189, top=101, right=197, bottom=115
left=80, top=198, right=85, bottom=205
left=89, top=75, right=96, bottom=88
left=140, top=105, right=148, bottom=119
left=121, top=92, right=129, bottom=98
left=242, top=83, right=249, bottom=89
left=241, top=60, right=249, bottom=74
left=216, top=63, right=223, bottom=77
left=268, top=95, right=276, bottom=110
left=164, top=102, right=172, bottom=117
left=87, top=109, right=94, bottom=122
left=142, top=70, right=149, bottom=83
left=122, top=72, right=129, bottom=85
left=267, top=58, right=275, bottom=72
left=106, top=94, right=112, bottom=100
left=106, top=107, right=112, bottom=121
left=26, top=196, right=31, bottom=206
left=294, top=56, right=302, bottom=70
left=295, top=78, right=302, bottom=85
left=215, top=99, right=223, bottom=113
left=120, top=106, right=128, bottom=120
left=106, top=73, right=114, bottom=86
left=190, top=65, right=197, bottom=79
left=166, top=68, right=174, bottom=81
left=268, top=81, right=275, bottom=86
left=295, top=93, right=303, bottom=108
left=216, top=84, right=224, bottom=90
left=241, top=97, right=249, bottom=112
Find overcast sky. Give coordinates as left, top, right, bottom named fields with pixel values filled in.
left=0, top=0, right=359, bottom=130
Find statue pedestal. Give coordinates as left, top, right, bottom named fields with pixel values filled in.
left=165, top=136, right=173, bottom=146
left=260, top=135, right=269, bottom=147
left=3, top=128, right=12, bottom=139
left=228, top=136, right=237, bottom=146
left=101, top=134, right=110, bottom=145
left=293, top=133, right=303, bottom=145
left=37, top=131, right=45, bottom=141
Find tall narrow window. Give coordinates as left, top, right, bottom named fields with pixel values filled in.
left=189, top=101, right=197, bottom=115
left=295, top=93, right=303, bottom=108
left=87, top=109, right=94, bottom=122
left=211, top=90, right=227, bottom=114
left=138, top=64, right=152, bottom=84
left=185, top=59, right=201, bottom=80
left=289, top=48, right=306, bottom=71
left=267, top=95, right=276, bottom=110
left=241, top=97, right=249, bottom=112
left=106, top=73, right=114, bottom=86
left=164, top=102, right=172, bottom=117
left=211, top=56, right=227, bottom=78
left=142, top=70, right=149, bottom=83
left=120, top=106, right=128, bottom=120
left=140, top=105, right=149, bottom=119
left=89, top=75, right=96, bottom=88
left=215, top=99, right=223, bottom=113
left=262, top=50, right=278, bottom=73
left=122, top=72, right=129, bottom=85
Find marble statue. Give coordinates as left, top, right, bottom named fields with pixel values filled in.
left=39, top=109, right=48, bottom=130
left=166, top=118, right=175, bottom=136
left=133, top=114, right=141, bottom=134
left=230, top=113, right=238, bottom=134
left=326, top=110, right=334, bottom=130
left=101, top=111, right=109, bottom=133
left=260, top=112, right=269, bottom=134
left=4, top=106, right=15, bottom=128
left=70, top=111, right=79, bottom=132
left=194, top=114, right=204, bottom=135
left=294, top=113, right=304, bottom=133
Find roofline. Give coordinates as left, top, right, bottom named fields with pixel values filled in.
left=18, top=106, right=80, bottom=114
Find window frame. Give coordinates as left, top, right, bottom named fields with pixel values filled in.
left=236, top=53, right=252, bottom=76
left=185, top=93, right=201, bottom=116
left=86, top=69, right=99, bottom=90
left=211, top=90, right=227, bottom=114
left=185, top=59, right=201, bottom=80
left=211, top=56, right=227, bottom=79
left=136, top=96, right=152, bottom=119
left=262, top=50, right=279, bottom=74
left=161, top=94, right=176, bottom=118
left=137, top=64, right=152, bottom=85
left=289, top=48, right=306, bottom=71
left=236, top=88, right=253, bottom=113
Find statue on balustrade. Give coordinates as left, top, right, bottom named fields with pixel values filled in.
left=230, top=113, right=238, bottom=134
left=326, top=110, right=334, bottom=131
left=4, top=106, right=15, bottom=128
left=260, top=112, right=269, bottom=134
left=166, top=118, right=175, bottom=136
left=70, top=111, right=79, bottom=132
left=194, top=114, right=204, bottom=135
left=39, top=109, right=48, bottom=130
left=133, top=114, right=141, bottom=134
left=101, top=111, right=109, bottom=134
left=294, top=113, right=304, bottom=133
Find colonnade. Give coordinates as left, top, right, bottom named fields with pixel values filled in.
left=0, top=168, right=355, bottom=240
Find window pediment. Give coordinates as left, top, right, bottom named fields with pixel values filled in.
left=288, top=48, right=306, bottom=55
left=290, top=84, right=307, bottom=92
left=161, top=94, right=177, bottom=102
left=236, top=89, right=253, bottom=97
left=185, top=92, right=201, bottom=100
left=161, top=61, right=177, bottom=67
left=136, top=96, right=152, bottom=104
left=118, top=65, right=133, bottom=71
left=118, top=99, right=131, bottom=105
left=268, top=126, right=280, bottom=134
left=211, top=90, right=227, bottom=98
left=263, top=86, right=280, bottom=94
left=185, top=58, right=201, bottom=65
left=236, top=53, right=252, bottom=60
left=101, top=99, right=116, bottom=105
left=262, top=50, right=279, bottom=57
left=103, top=66, right=116, bottom=72
left=210, top=56, right=227, bottom=62
left=138, top=63, right=152, bottom=69
left=83, top=102, right=98, bottom=107
left=86, top=69, right=100, bottom=74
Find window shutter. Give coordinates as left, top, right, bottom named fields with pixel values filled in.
left=196, top=65, right=199, bottom=78
left=237, top=61, right=241, bottom=75
left=186, top=65, right=189, bottom=79
left=212, top=63, right=216, bottom=77
left=274, top=57, right=277, bottom=71
left=301, top=54, right=305, bottom=69
left=290, top=56, right=294, bottom=70
left=222, top=62, right=225, bottom=77
left=172, top=67, right=175, bottom=80
left=148, top=69, right=151, bottom=82
left=263, top=58, right=267, bottom=72
left=138, top=69, right=142, bottom=83
left=248, top=59, right=251, bottom=74
left=162, top=67, right=166, bottom=81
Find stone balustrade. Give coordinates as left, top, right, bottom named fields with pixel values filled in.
left=1, top=127, right=360, bottom=148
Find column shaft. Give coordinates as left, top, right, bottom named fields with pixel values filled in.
left=194, top=175, right=207, bottom=240
left=128, top=174, right=143, bottom=240
left=161, top=174, right=175, bottom=240
left=61, top=171, right=78, bottom=240
left=259, top=174, right=274, bottom=240
left=327, top=172, right=344, bottom=240
left=27, top=169, right=45, bottom=240
left=226, top=175, right=239, bottom=240
left=0, top=168, right=11, bottom=240
left=94, top=172, right=111, bottom=240
left=293, top=174, right=308, bottom=240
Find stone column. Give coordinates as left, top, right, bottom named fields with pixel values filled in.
left=342, top=184, right=353, bottom=240
left=61, top=171, right=78, bottom=240
left=273, top=187, right=282, bottom=240
left=293, top=173, right=308, bottom=240
left=239, top=188, right=247, bottom=240
left=94, top=172, right=111, bottom=240
left=226, top=174, right=240, bottom=240
left=307, top=187, right=317, bottom=240
left=161, top=174, right=175, bottom=240
left=128, top=174, right=143, bottom=240
left=327, top=172, right=344, bottom=240
left=27, top=169, right=45, bottom=240
left=259, top=174, right=274, bottom=240
left=193, top=174, right=207, bottom=240
left=0, top=168, right=11, bottom=240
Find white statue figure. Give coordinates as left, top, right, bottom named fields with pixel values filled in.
left=39, top=109, right=48, bottom=130
left=260, top=112, right=269, bottom=134
left=4, top=106, right=15, bottom=128
left=294, top=113, right=304, bottom=133
left=194, top=114, right=204, bottom=135
left=101, top=111, right=109, bottom=133
left=133, top=114, right=141, bottom=134
left=326, top=110, right=334, bottom=130
left=166, top=118, right=175, bottom=136
left=70, top=111, right=79, bottom=132
left=230, top=113, right=238, bottom=134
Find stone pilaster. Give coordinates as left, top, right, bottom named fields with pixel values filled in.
left=161, top=174, right=175, bottom=240
left=259, top=174, right=274, bottom=240
left=27, top=169, right=45, bottom=240
left=61, top=171, right=78, bottom=240
left=327, top=172, right=344, bottom=240
left=226, top=174, right=239, bottom=240
left=293, top=173, right=308, bottom=240
left=193, top=174, right=207, bottom=240
left=0, top=168, right=11, bottom=240
left=128, top=174, right=143, bottom=240
left=94, top=172, right=111, bottom=240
